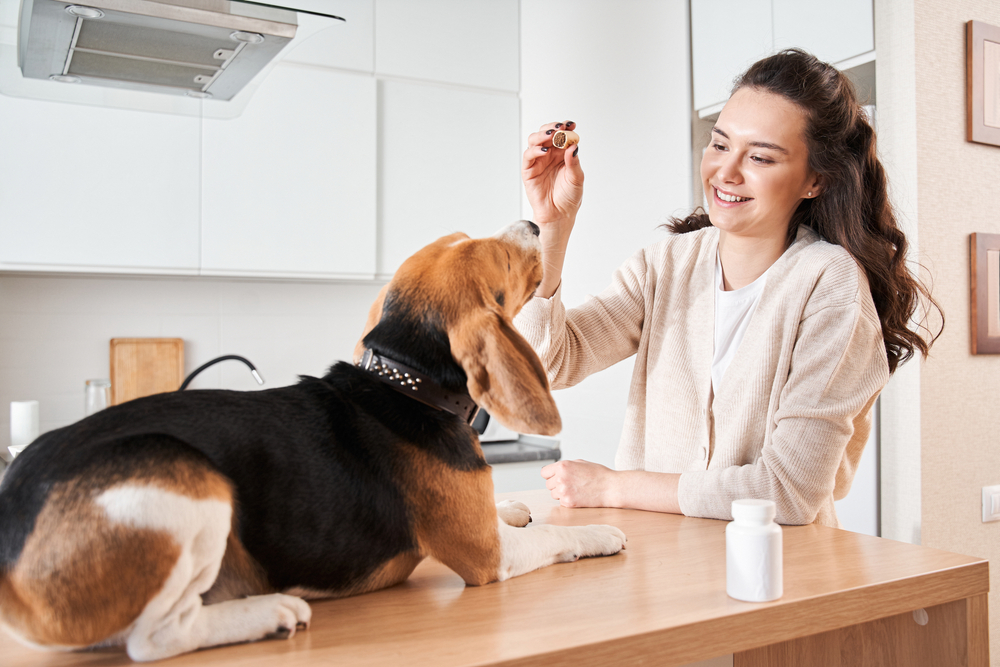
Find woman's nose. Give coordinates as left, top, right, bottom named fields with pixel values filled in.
left=715, top=153, right=743, bottom=184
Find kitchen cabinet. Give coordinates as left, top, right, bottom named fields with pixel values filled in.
left=0, top=0, right=519, bottom=281
left=374, top=0, right=519, bottom=92
left=281, top=0, right=374, bottom=74
left=692, top=0, right=874, bottom=115
left=200, top=63, right=377, bottom=279
left=377, top=79, right=521, bottom=277
left=0, top=93, right=201, bottom=274
left=772, top=0, right=874, bottom=65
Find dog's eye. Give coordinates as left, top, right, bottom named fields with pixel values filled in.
left=494, top=291, right=506, bottom=307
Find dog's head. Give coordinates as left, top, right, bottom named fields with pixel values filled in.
left=354, top=220, right=560, bottom=436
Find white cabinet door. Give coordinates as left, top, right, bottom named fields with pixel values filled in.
left=691, top=0, right=773, bottom=112
left=0, top=93, right=201, bottom=273
left=375, top=0, right=519, bottom=92
left=200, top=64, right=377, bottom=279
left=692, top=0, right=875, bottom=115
left=773, top=0, right=874, bottom=66
left=377, top=79, right=521, bottom=277
left=281, top=0, right=374, bottom=73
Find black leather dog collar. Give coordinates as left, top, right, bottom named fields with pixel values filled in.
left=357, top=348, right=480, bottom=425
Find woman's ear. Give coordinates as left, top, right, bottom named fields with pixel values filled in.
left=450, top=313, right=561, bottom=436
left=354, top=284, right=390, bottom=364
left=806, top=173, right=824, bottom=198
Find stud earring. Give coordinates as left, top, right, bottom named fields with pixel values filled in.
left=808, top=191, right=813, bottom=197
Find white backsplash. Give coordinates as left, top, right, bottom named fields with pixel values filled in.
left=0, top=273, right=384, bottom=457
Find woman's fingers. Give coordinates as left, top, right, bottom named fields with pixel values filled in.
left=523, top=120, right=579, bottom=172
left=536, top=120, right=576, bottom=134
left=527, top=120, right=577, bottom=148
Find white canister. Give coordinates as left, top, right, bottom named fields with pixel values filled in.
left=726, top=498, right=783, bottom=602
left=10, top=400, right=40, bottom=458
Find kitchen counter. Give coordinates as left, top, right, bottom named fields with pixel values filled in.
left=1, top=490, right=989, bottom=667
left=481, top=434, right=561, bottom=464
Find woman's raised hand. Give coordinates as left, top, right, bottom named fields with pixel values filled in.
left=522, top=120, right=584, bottom=228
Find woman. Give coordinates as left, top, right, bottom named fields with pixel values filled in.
left=516, top=49, right=940, bottom=527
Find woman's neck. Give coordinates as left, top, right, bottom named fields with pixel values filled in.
left=717, top=229, right=789, bottom=291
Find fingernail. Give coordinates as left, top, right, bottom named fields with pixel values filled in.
left=555, top=123, right=563, bottom=129
left=566, top=121, right=575, bottom=126
left=545, top=129, right=554, bottom=135
left=573, top=147, right=579, bottom=158
left=541, top=146, right=549, bottom=152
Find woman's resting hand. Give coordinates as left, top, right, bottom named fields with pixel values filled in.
left=541, top=461, right=683, bottom=514
left=541, top=459, right=614, bottom=508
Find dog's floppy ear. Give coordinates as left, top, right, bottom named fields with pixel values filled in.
left=354, top=283, right=390, bottom=364
left=451, top=313, right=561, bottom=436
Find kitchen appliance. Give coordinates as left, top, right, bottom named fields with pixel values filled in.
left=16, top=0, right=342, bottom=100
left=472, top=409, right=520, bottom=443
left=180, top=354, right=263, bottom=389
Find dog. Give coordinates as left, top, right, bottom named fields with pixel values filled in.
left=0, top=220, right=626, bottom=661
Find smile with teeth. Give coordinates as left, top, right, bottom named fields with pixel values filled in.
left=715, top=188, right=752, bottom=203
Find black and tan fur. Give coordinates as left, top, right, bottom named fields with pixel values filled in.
left=0, top=221, right=626, bottom=661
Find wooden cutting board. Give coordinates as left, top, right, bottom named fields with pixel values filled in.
left=109, top=338, right=184, bottom=406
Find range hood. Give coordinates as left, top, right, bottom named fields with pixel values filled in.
left=16, top=0, right=339, bottom=101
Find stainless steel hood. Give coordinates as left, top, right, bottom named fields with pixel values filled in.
left=17, top=0, right=316, bottom=100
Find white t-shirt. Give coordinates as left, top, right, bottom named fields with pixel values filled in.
left=712, top=253, right=770, bottom=399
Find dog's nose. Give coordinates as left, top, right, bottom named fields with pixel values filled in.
left=527, top=221, right=540, bottom=236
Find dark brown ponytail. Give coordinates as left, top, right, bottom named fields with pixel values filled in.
left=671, top=49, right=942, bottom=373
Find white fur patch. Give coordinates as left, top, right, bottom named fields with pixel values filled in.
left=92, top=485, right=311, bottom=661
left=96, top=486, right=232, bottom=536
left=495, top=516, right=626, bottom=581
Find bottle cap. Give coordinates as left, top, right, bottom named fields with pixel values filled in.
left=731, top=498, right=776, bottom=523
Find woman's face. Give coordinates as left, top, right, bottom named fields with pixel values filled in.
left=701, top=87, right=820, bottom=242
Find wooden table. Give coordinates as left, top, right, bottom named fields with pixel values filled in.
left=2, top=490, right=989, bottom=667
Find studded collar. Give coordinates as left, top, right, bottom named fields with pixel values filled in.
left=356, top=348, right=480, bottom=425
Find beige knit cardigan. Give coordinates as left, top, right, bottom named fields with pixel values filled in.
left=514, top=225, right=890, bottom=526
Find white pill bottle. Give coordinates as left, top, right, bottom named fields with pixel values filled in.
left=726, top=499, right=783, bottom=602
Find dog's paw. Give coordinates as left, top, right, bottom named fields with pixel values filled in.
left=260, top=594, right=312, bottom=640
left=496, top=499, right=532, bottom=527
left=560, top=524, right=626, bottom=562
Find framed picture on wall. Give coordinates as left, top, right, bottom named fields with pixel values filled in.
left=971, top=233, right=1000, bottom=354
left=967, top=20, right=1000, bottom=147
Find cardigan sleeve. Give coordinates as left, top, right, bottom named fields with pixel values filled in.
left=513, top=248, right=648, bottom=390
left=676, top=273, right=890, bottom=526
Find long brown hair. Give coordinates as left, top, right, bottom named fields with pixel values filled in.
left=672, top=49, right=941, bottom=373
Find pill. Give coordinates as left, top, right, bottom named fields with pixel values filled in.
left=551, top=130, right=579, bottom=149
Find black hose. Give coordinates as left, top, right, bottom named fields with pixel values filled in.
left=179, top=355, right=264, bottom=391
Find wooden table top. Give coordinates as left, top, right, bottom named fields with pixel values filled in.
left=3, top=490, right=989, bottom=667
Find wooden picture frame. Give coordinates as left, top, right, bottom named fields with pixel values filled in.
left=971, top=233, right=1000, bottom=354
left=967, top=20, right=1000, bottom=147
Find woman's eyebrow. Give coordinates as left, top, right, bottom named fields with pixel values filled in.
left=712, top=127, right=788, bottom=154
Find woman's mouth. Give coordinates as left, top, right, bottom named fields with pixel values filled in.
left=714, top=187, right=753, bottom=204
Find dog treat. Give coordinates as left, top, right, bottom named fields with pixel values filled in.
left=551, top=130, right=579, bottom=149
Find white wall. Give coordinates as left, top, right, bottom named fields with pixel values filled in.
left=520, top=0, right=694, bottom=468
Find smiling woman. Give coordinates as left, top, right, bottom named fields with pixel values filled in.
left=514, top=49, right=942, bottom=528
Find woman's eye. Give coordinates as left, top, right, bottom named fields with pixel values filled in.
left=751, top=155, right=774, bottom=165
left=711, top=143, right=727, bottom=151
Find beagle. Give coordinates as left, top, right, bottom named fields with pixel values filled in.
left=0, top=220, right=626, bottom=661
